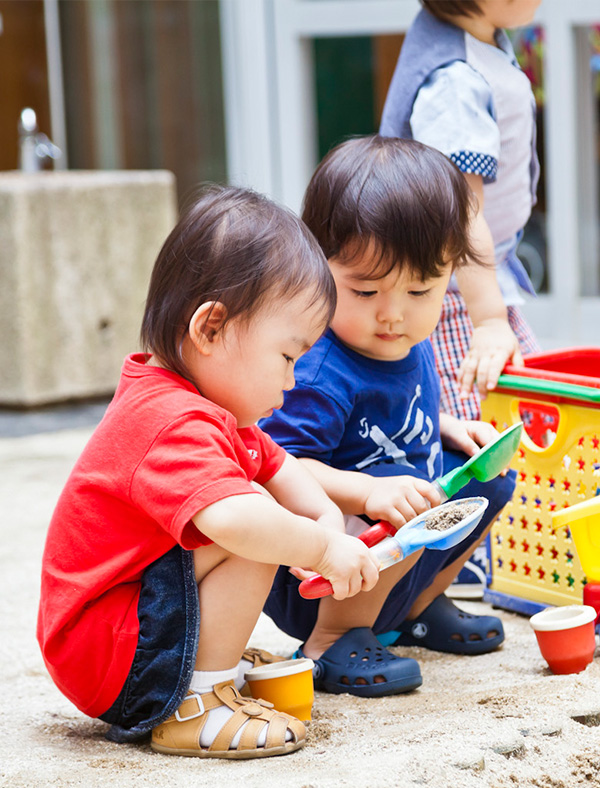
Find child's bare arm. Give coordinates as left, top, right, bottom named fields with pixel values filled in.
left=192, top=491, right=379, bottom=600
left=263, top=453, right=344, bottom=533
left=455, top=172, right=524, bottom=399
left=299, top=457, right=440, bottom=529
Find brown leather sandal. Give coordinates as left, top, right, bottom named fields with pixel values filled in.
left=240, top=647, right=285, bottom=696
left=151, top=681, right=305, bottom=759
left=242, top=646, right=285, bottom=668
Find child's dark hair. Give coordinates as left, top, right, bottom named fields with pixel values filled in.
left=141, top=184, right=336, bottom=379
left=420, top=0, right=483, bottom=22
left=302, top=135, right=479, bottom=280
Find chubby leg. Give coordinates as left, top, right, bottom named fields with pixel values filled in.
left=151, top=548, right=305, bottom=758
left=302, top=548, right=422, bottom=660
left=193, top=543, right=277, bottom=670
left=294, top=550, right=424, bottom=697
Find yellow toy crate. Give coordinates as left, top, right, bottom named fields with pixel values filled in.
left=480, top=348, right=600, bottom=615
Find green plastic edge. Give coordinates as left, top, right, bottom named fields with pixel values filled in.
left=495, top=374, right=600, bottom=404
left=437, top=464, right=468, bottom=500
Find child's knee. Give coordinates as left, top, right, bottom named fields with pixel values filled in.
left=193, top=544, right=278, bottom=587
left=484, top=469, right=517, bottom=511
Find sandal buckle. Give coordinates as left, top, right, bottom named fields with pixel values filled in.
left=175, top=693, right=206, bottom=722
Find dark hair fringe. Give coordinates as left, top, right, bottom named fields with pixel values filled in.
left=301, top=135, right=481, bottom=281
left=141, top=184, right=336, bottom=380
left=419, top=0, right=483, bottom=22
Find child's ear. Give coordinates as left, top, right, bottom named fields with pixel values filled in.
left=188, top=301, right=228, bottom=353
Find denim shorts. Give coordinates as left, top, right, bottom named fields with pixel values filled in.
left=99, top=545, right=200, bottom=742
left=263, top=450, right=517, bottom=642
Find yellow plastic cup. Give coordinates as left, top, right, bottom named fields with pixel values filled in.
left=244, top=658, right=314, bottom=721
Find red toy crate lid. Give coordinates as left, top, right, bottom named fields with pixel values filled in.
left=503, top=347, right=600, bottom=389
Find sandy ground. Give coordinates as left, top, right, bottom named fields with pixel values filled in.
left=1, top=425, right=599, bottom=788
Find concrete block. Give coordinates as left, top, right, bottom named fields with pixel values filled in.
left=0, top=171, right=177, bottom=406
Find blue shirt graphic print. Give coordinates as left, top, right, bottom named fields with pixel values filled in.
left=260, top=330, right=442, bottom=481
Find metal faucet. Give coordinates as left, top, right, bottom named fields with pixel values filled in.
left=18, top=108, right=62, bottom=172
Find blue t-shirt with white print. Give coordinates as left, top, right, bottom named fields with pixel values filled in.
left=260, top=329, right=442, bottom=480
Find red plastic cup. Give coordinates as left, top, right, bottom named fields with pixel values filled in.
left=583, top=584, right=600, bottom=624
left=529, top=605, right=597, bottom=675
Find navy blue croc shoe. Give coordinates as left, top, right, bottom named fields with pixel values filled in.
left=297, top=627, right=422, bottom=697
left=391, top=594, right=504, bottom=655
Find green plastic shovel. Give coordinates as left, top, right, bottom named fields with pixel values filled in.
left=359, top=422, right=523, bottom=547
left=433, top=421, right=523, bottom=502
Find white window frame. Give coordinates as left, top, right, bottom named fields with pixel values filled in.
left=220, top=0, right=600, bottom=348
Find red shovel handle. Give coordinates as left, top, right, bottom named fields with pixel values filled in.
left=358, top=520, right=396, bottom=547
left=298, top=521, right=396, bottom=599
left=298, top=574, right=334, bottom=599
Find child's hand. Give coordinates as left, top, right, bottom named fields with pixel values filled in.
left=312, top=531, right=380, bottom=600
left=440, top=414, right=508, bottom=473
left=363, top=475, right=441, bottom=529
left=458, top=318, right=524, bottom=400
left=288, top=508, right=351, bottom=582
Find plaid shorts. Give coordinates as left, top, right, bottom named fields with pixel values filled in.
left=430, top=292, right=540, bottom=421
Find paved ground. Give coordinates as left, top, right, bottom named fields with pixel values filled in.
left=1, top=405, right=599, bottom=788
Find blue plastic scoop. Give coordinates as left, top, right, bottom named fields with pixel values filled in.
left=299, top=496, right=489, bottom=599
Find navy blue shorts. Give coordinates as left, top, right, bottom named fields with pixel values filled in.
left=263, top=450, right=516, bottom=642
left=99, top=545, right=200, bottom=742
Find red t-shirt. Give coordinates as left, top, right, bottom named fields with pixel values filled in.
left=37, top=354, right=286, bottom=718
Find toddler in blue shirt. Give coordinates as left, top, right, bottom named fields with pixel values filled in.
left=261, top=136, right=516, bottom=697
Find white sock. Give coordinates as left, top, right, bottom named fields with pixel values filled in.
left=189, top=667, right=237, bottom=694
left=234, top=658, right=254, bottom=690
left=188, top=667, right=290, bottom=748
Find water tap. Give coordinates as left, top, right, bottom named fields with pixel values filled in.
left=18, top=108, right=62, bottom=172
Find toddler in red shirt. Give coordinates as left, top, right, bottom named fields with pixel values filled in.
left=37, top=185, right=379, bottom=759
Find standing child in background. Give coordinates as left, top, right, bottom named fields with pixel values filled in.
left=261, top=136, right=516, bottom=698
left=37, top=185, right=380, bottom=759
left=380, top=0, right=542, bottom=420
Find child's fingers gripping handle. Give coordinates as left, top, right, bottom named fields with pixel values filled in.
left=298, top=574, right=334, bottom=599
left=298, top=521, right=396, bottom=597
left=358, top=521, right=396, bottom=548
